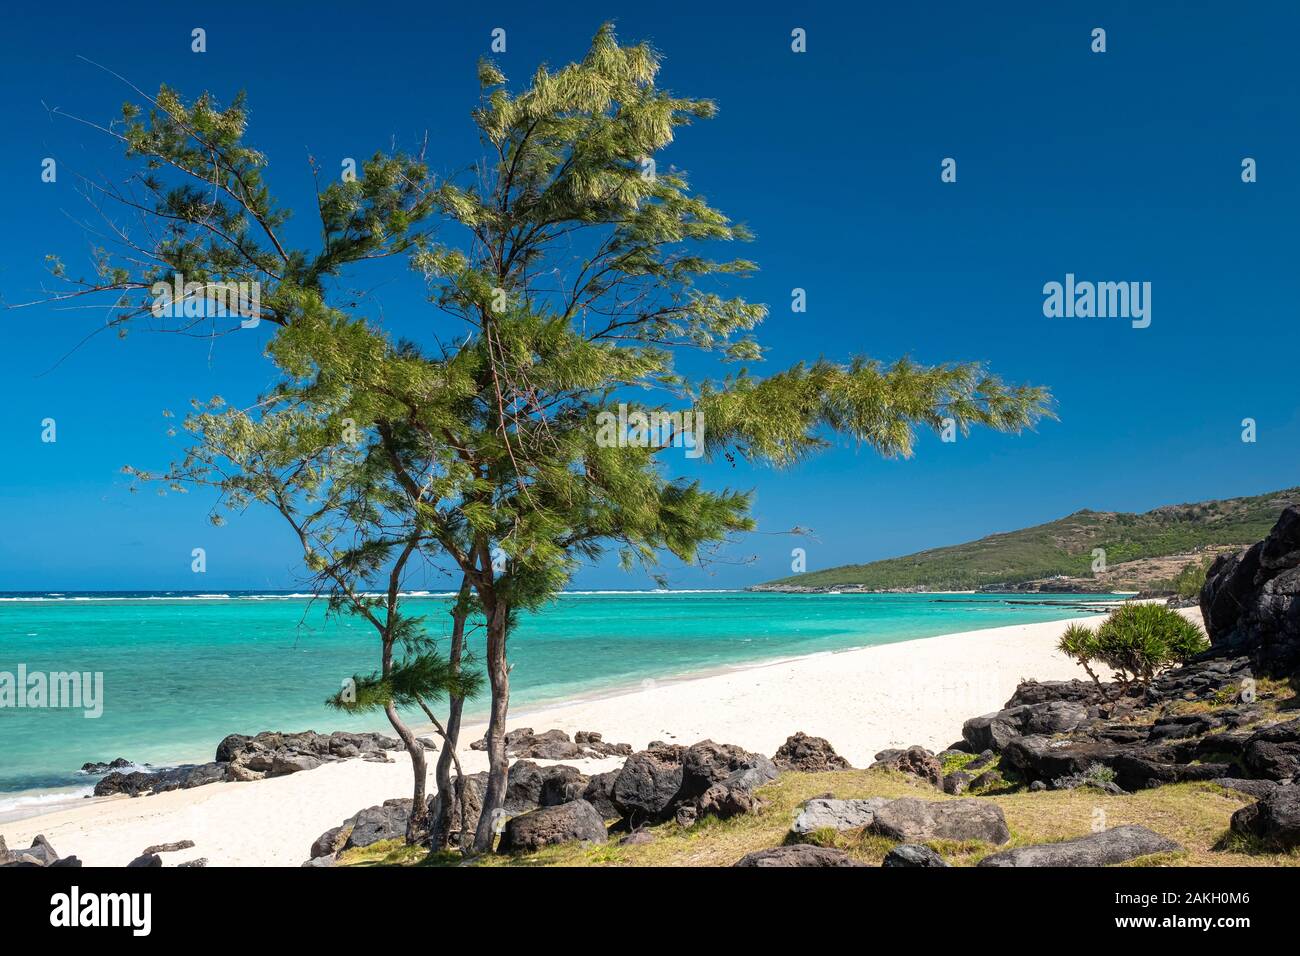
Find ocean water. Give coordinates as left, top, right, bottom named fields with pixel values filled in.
left=0, top=590, right=1122, bottom=807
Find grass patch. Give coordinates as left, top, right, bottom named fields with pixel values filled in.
left=339, top=768, right=1300, bottom=868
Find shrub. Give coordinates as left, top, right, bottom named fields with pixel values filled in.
left=1170, top=555, right=1215, bottom=600
left=1058, top=604, right=1209, bottom=689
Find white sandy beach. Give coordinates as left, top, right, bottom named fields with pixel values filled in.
left=3, top=611, right=1178, bottom=867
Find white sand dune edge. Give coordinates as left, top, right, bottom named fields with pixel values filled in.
left=5, top=610, right=1196, bottom=867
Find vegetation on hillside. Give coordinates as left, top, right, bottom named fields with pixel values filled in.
left=760, top=488, right=1299, bottom=591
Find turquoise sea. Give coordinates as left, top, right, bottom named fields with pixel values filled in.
left=0, top=590, right=1123, bottom=811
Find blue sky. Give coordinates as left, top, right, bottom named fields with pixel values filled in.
left=1, top=0, right=1296, bottom=591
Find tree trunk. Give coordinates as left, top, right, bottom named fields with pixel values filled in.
left=381, top=630, right=429, bottom=844
left=431, top=581, right=471, bottom=851
left=471, top=599, right=510, bottom=854
left=384, top=700, right=430, bottom=843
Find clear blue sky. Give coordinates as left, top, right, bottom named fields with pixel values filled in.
left=1, top=1, right=1296, bottom=591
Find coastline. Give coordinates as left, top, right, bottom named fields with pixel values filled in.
left=0, top=609, right=1150, bottom=866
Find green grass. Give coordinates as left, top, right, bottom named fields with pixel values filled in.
left=758, top=487, right=1298, bottom=590
left=336, top=767, right=1300, bottom=868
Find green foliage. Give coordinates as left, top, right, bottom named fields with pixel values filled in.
left=1170, top=555, right=1216, bottom=600
left=1060, top=604, right=1209, bottom=686
left=327, top=653, right=484, bottom=714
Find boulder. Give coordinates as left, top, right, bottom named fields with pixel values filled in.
left=610, top=749, right=685, bottom=825
left=1230, top=784, right=1300, bottom=850
left=1213, top=777, right=1281, bottom=800
left=347, top=799, right=413, bottom=848
left=868, top=798, right=1011, bottom=845
left=871, top=746, right=943, bottom=789
left=0, top=834, right=65, bottom=867
left=1005, top=679, right=1109, bottom=708
left=496, top=800, right=608, bottom=853
left=943, top=771, right=973, bottom=795
left=791, top=797, right=892, bottom=836
left=882, top=844, right=949, bottom=868
left=963, top=701, right=1090, bottom=753
left=1242, top=719, right=1300, bottom=781
left=270, top=753, right=322, bottom=776
left=1201, top=506, right=1300, bottom=673
left=771, top=732, right=851, bottom=772
left=680, top=740, right=777, bottom=797
left=582, top=771, right=620, bottom=820
left=429, top=771, right=488, bottom=842
left=734, top=844, right=865, bottom=867
left=126, top=853, right=162, bottom=868
left=505, top=760, right=545, bottom=813
left=978, top=826, right=1182, bottom=866
left=539, top=765, right=589, bottom=807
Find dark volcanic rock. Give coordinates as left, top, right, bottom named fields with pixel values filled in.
left=496, top=800, right=607, bottom=853
left=1, top=834, right=74, bottom=867
left=94, top=762, right=231, bottom=798
left=868, top=798, right=1011, bottom=844
left=871, top=746, right=943, bottom=788
left=428, top=771, right=488, bottom=846
left=680, top=740, right=778, bottom=797
left=611, top=749, right=685, bottom=825
left=539, top=765, right=590, bottom=807
left=1242, top=719, right=1300, bottom=781
left=1005, top=679, right=1110, bottom=708
left=771, top=732, right=852, bottom=772
left=141, top=840, right=195, bottom=855
left=1230, top=784, right=1300, bottom=850
left=978, top=826, right=1182, bottom=866
left=581, top=770, right=620, bottom=820
left=610, top=739, right=775, bottom=827
left=348, top=799, right=413, bottom=847
left=126, top=853, right=162, bottom=868
left=882, top=844, right=949, bottom=868
left=79, top=757, right=133, bottom=774
left=963, top=700, right=1090, bottom=753
left=734, top=844, right=865, bottom=867
left=1201, top=506, right=1300, bottom=673
left=1213, top=777, right=1281, bottom=800
left=470, top=727, right=632, bottom=760
left=504, top=760, right=545, bottom=813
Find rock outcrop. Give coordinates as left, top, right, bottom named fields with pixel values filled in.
left=882, top=844, right=949, bottom=867
left=496, top=799, right=608, bottom=853
left=0, top=834, right=81, bottom=868
left=978, top=826, right=1182, bottom=866
left=791, top=797, right=891, bottom=836
left=870, top=746, right=943, bottom=789
left=734, top=844, right=865, bottom=867
left=868, top=798, right=1011, bottom=845
left=469, top=727, right=632, bottom=760
left=1230, top=784, right=1300, bottom=850
left=1201, top=505, right=1300, bottom=673
left=771, top=732, right=852, bottom=772
left=610, top=739, right=776, bottom=828
left=96, top=729, right=403, bottom=797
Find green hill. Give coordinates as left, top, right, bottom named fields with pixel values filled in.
left=756, top=487, right=1300, bottom=592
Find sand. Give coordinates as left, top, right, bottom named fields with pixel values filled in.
left=3, top=610, right=1180, bottom=867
